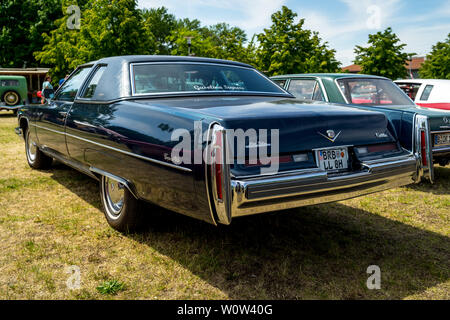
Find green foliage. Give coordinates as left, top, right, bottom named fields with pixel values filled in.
left=420, top=33, right=450, bottom=79
left=5, top=3, right=338, bottom=78
left=0, top=0, right=63, bottom=68
left=354, top=27, right=412, bottom=80
left=142, top=7, right=177, bottom=55
left=256, top=6, right=340, bottom=76
left=96, top=279, right=125, bottom=295
left=35, top=0, right=154, bottom=80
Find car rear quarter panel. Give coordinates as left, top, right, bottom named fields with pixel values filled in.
left=64, top=100, right=215, bottom=224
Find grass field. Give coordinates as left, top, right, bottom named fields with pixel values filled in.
left=0, top=110, right=448, bottom=300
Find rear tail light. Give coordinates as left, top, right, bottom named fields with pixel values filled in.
left=244, top=155, right=292, bottom=167
left=368, top=143, right=398, bottom=153
left=420, top=130, right=427, bottom=166
left=214, top=131, right=223, bottom=200
left=208, top=124, right=231, bottom=225
left=356, top=143, right=398, bottom=155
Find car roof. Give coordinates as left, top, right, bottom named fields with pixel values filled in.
left=271, top=73, right=391, bottom=80
left=394, top=79, right=450, bottom=85
left=0, top=75, right=26, bottom=79
left=82, top=55, right=254, bottom=69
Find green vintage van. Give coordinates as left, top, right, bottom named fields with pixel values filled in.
left=0, top=75, right=28, bottom=114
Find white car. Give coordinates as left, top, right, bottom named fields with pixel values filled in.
left=395, top=79, right=450, bottom=111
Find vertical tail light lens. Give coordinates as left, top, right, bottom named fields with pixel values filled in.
left=208, top=124, right=231, bottom=225
left=214, top=130, right=223, bottom=201
left=420, top=130, right=427, bottom=166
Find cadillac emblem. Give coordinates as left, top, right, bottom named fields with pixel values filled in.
left=318, top=129, right=341, bottom=142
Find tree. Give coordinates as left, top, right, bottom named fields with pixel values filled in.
left=0, top=0, right=63, bottom=68
left=141, top=7, right=177, bottom=55
left=354, top=27, right=412, bottom=79
left=420, top=33, right=450, bottom=79
left=167, top=20, right=256, bottom=64
left=35, top=0, right=155, bottom=80
left=256, top=6, right=340, bottom=76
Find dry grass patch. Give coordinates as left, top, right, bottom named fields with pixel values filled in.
left=0, top=111, right=448, bottom=300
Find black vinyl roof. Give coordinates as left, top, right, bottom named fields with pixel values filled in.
left=83, top=55, right=253, bottom=69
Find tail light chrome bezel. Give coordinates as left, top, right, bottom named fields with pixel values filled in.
left=415, top=114, right=434, bottom=182
left=205, top=123, right=232, bottom=225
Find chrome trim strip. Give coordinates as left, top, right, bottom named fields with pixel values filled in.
left=89, top=166, right=139, bottom=199
left=30, top=123, right=192, bottom=172
left=432, top=146, right=450, bottom=152
left=431, top=130, right=450, bottom=134
left=204, top=122, right=219, bottom=226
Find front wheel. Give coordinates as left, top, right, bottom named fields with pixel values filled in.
left=25, top=128, right=53, bottom=169
left=100, top=175, right=145, bottom=232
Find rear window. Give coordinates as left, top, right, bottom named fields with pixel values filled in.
left=337, top=78, right=414, bottom=106
left=131, top=63, right=287, bottom=96
left=396, top=82, right=421, bottom=100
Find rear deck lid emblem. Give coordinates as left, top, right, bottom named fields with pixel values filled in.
left=318, top=130, right=341, bottom=142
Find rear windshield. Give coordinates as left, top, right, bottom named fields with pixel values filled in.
left=131, top=63, right=287, bottom=96
left=337, top=78, right=415, bottom=106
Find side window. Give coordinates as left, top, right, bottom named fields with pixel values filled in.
left=55, top=67, right=92, bottom=102
left=273, top=79, right=286, bottom=89
left=1, top=79, right=19, bottom=87
left=288, top=79, right=325, bottom=101
left=81, top=65, right=107, bottom=99
left=420, top=85, right=433, bottom=101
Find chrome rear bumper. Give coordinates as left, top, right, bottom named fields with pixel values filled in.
left=216, top=154, right=418, bottom=224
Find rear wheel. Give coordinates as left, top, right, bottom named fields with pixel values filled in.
left=25, top=128, right=53, bottom=169
left=100, top=175, right=145, bottom=232
left=3, top=91, right=20, bottom=106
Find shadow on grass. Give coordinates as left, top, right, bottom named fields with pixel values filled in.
left=406, top=165, right=450, bottom=195
left=49, top=163, right=449, bottom=299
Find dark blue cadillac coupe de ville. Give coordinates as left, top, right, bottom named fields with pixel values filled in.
left=16, top=56, right=420, bottom=231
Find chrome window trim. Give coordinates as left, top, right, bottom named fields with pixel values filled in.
left=30, top=123, right=192, bottom=173
left=129, top=61, right=291, bottom=97
left=334, top=77, right=416, bottom=106
left=285, top=77, right=330, bottom=102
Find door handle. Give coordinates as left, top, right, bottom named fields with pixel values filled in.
left=59, top=111, right=68, bottom=117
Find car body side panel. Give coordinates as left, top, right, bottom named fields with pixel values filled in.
left=64, top=100, right=214, bottom=224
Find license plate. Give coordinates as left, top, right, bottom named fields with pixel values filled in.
left=316, top=147, right=349, bottom=172
left=434, top=133, right=450, bottom=147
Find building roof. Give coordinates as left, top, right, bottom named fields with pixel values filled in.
left=341, top=56, right=426, bottom=73
left=0, top=67, right=50, bottom=75
left=341, top=64, right=361, bottom=73
left=405, top=57, right=425, bottom=70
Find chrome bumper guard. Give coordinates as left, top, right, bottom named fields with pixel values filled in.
left=218, top=154, right=418, bottom=224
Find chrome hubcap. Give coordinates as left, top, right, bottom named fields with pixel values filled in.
left=27, top=131, right=37, bottom=162
left=104, top=177, right=125, bottom=218
left=5, top=92, right=18, bottom=105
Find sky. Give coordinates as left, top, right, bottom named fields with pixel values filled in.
left=137, top=0, right=450, bottom=66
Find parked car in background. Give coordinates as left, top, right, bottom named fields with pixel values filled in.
left=394, top=79, right=450, bottom=111
left=0, top=75, right=27, bottom=114
left=16, top=56, right=419, bottom=231
left=271, top=73, right=450, bottom=181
